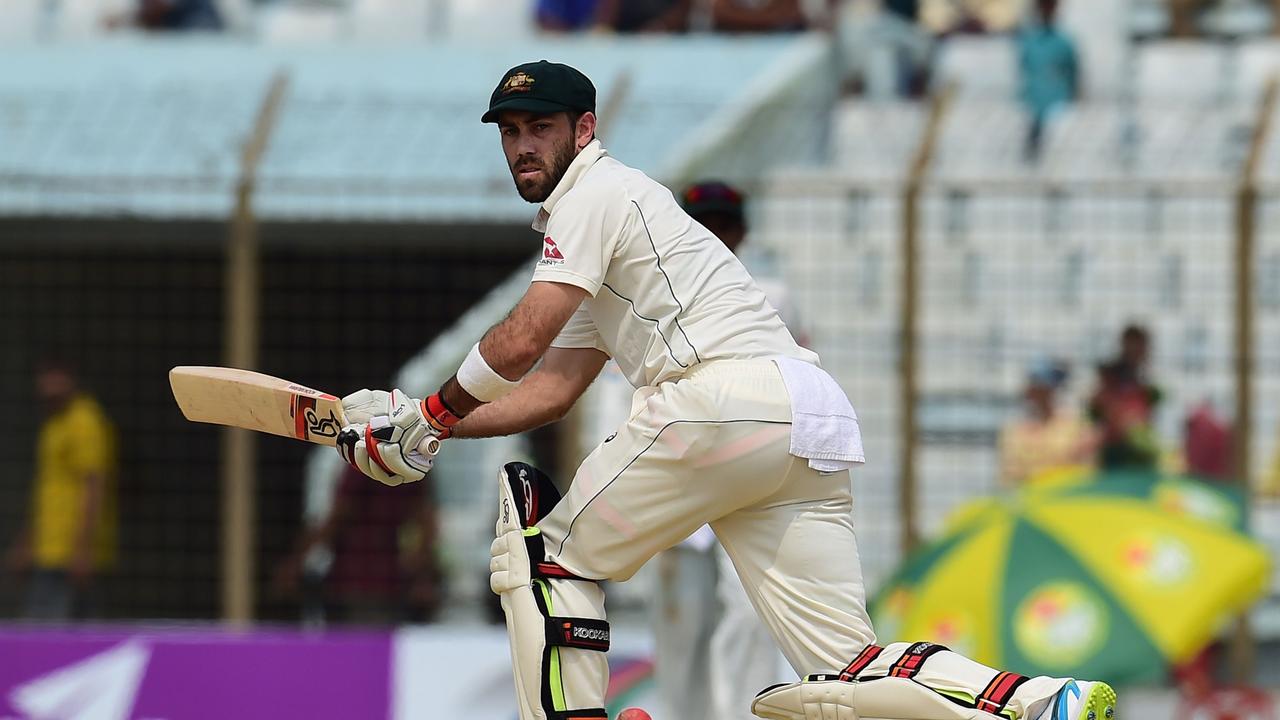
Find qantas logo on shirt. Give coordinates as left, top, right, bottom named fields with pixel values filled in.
left=539, top=236, right=565, bottom=266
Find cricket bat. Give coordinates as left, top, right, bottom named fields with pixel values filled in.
left=168, top=366, right=441, bottom=456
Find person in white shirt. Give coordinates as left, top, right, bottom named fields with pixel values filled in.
left=333, top=61, right=1117, bottom=720
left=650, top=180, right=789, bottom=720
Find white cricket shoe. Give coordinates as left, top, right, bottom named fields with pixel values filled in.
left=1033, top=680, right=1117, bottom=720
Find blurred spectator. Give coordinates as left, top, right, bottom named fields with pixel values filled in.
left=1266, top=428, right=1280, bottom=494
left=681, top=179, right=810, bottom=344
left=835, top=0, right=934, bottom=97
left=650, top=181, right=791, bottom=720
left=535, top=0, right=602, bottom=32
left=4, top=359, right=117, bottom=621
left=1168, top=0, right=1215, bottom=37
left=684, top=180, right=749, bottom=252
left=710, top=0, right=815, bottom=32
left=1183, top=401, right=1233, bottom=481
left=886, top=0, right=917, bottom=17
left=106, top=0, right=223, bottom=31
left=880, top=0, right=933, bottom=96
left=1089, top=325, right=1164, bottom=471
left=921, top=0, right=1021, bottom=34
left=1016, top=0, right=1079, bottom=160
left=1164, top=0, right=1280, bottom=38
left=275, top=465, right=443, bottom=626
left=997, top=359, right=1095, bottom=487
left=597, top=0, right=693, bottom=32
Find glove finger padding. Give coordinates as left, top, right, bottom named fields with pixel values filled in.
left=346, top=388, right=438, bottom=454
left=490, top=532, right=531, bottom=595
left=336, top=420, right=427, bottom=486
left=368, top=417, right=435, bottom=479
left=340, top=388, right=392, bottom=425
left=382, top=389, right=432, bottom=453
left=336, top=424, right=362, bottom=467
left=337, top=386, right=446, bottom=486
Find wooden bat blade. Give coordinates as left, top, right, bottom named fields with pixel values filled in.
left=169, top=366, right=347, bottom=446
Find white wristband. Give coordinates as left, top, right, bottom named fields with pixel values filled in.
left=457, top=343, right=520, bottom=402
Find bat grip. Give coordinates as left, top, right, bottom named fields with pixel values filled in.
left=417, top=435, right=443, bottom=458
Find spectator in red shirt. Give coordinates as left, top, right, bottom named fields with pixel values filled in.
left=1183, top=401, right=1233, bottom=481
left=1088, top=325, right=1163, bottom=471
left=275, top=466, right=442, bottom=625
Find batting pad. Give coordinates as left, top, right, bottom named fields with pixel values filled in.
left=490, top=463, right=609, bottom=720
left=752, top=677, right=1005, bottom=720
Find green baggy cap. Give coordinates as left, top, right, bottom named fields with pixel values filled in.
left=482, top=60, right=596, bottom=124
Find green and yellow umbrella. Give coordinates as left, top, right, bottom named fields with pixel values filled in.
left=870, top=474, right=1270, bottom=685
left=1021, top=469, right=1250, bottom=531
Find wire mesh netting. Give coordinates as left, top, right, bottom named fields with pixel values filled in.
left=756, top=179, right=1280, bottom=592
left=3, top=85, right=1279, bottom=628
left=0, top=219, right=532, bottom=621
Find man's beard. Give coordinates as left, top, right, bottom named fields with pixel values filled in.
left=511, top=139, right=576, bottom=203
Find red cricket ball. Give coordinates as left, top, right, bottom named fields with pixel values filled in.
left=616, top=709, right=653, bottom=720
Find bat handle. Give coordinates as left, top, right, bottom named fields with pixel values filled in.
left=417, top=435, right=443, bottom=458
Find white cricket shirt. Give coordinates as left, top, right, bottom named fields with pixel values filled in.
left=531, top=140, right=819, bottom=389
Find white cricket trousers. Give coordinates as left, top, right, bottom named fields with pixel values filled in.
left=535, top=359, right=1070, bottom=718
left=537, top=359, right=877, bottom=673
left=652, top=543, right=790, bottom=720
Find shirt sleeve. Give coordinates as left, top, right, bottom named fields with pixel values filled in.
left=532, top=184, right=626, bottom=296
left=550, top=304, right=609, bottom=355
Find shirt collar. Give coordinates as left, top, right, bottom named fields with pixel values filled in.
left=532, top=139, right=606, bottom=232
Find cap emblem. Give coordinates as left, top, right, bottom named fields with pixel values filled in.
left=501, top=72, right=536, bottom=95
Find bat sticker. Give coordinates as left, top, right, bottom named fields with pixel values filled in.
left=305, top=408, right=341, bottom=439
left=293, top=396, right=316, bottom=440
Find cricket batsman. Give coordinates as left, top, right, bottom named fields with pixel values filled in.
left=334, top=61, right=1117, bottom=720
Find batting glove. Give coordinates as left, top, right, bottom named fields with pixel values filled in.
left=336, top=388, right=451, bottom=486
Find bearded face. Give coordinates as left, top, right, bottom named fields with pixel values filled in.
left=510, top=132, right=576, bottom=203
left=499, top=111, right=584, bottom=203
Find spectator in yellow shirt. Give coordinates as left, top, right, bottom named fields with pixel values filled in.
left=1266, top=435, right=1280, bottom=495
left=5, top=359, right=117, bottom=620
left=998, top=359, right=1097, bottom=487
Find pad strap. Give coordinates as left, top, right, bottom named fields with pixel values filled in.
left=524, top=530, right=593, bottom=584
left=975, top=671, right=1030, bottom=716
left=839, top=643, right=885, bottom=681
left=530, top=578, right=609, bottom=719
left=887, top=642, right=949, bottom=680
left=545, top=617, right=611, bottom=652
left=536, top=560, right=590, bottom=581
left=524, top=528, right=609, bottom=720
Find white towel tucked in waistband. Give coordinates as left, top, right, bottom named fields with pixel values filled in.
left=772, top=356, right=865, bottom=473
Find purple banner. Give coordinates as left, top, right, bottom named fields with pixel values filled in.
left=0, top=625, right=392, bottom=720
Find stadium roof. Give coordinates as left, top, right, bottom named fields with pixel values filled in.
left=0, top=36, right=826, bottom=221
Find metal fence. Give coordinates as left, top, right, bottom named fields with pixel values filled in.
left=755, top=179, right=1280, bottom=587
left=4, top=179, right=1278, bottom=623
left=3, top=77, right=1279, bottom=637
left=0, top=38, right=843, bottom=624
left=0, top=218, right=533, bottom=621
